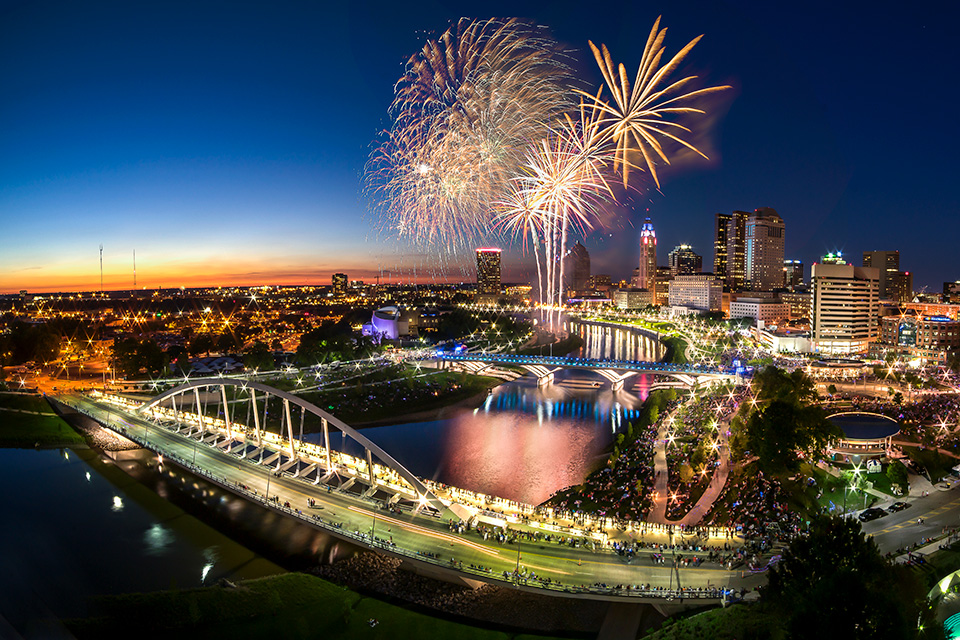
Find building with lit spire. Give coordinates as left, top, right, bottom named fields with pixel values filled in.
left=636, top=217, right=657, bottom=293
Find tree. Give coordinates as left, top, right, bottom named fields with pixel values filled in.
left=766, top=515, right=931, bottom=639
left=744, top=400, right=840, bottom=475
left=243, top=341, right=274, bottom=372
left=188, top=334, right=214, bottom=356
left=887, top=462, right=909, bottom=495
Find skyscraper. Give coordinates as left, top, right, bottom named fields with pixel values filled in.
left=637, top=217, right=657, bottom=293
left=713, top=213, right=731, bottom=281
left=563, top=241, right=590, bottom=295
left=862, top=250, right=908, bottom=301
left=476, top=248, right=502, bottom=295
left=812, top=263, right=880, bottom=354
left=668, top=244, right=703, bottom=276
left=725, top=210, right=750, bottom=291
left=745, top=207, right=785, bottom=291
left=332, top=273, right=347, bottom=296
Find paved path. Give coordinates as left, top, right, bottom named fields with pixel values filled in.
left=649, top=410, right=732, bottom=527
left=0, top=407, right=52, bottom=415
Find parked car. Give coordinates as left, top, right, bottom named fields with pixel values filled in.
left=888, top=502, right=911, bottom=512
left=858, top=507, right=887, bottom=522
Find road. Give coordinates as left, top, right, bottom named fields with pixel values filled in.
left=61, top=392, right=755, bottom=601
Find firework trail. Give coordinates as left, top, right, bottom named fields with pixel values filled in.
left=583, top=17, right=731, bottom=188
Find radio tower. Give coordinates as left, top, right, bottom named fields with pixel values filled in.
left=99, top=244, right=103, bottom=292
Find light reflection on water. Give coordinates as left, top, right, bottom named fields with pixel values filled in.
left=144, top=523, right=173, bottom=556
left=344, top=322, right=661, bottom=505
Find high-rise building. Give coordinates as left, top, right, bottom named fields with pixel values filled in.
left=655, top=266, right=672, bottom=306
left=563, top=241, right=590, bottom=295
left=725, top=210, right=750, bottom=291
left=637, top=217, right=657, bottom=293
left=476, top=248, right=502, bottom=295
left=862, top=250, right=910, bottom=302
left=811, top=263, right=880, bottom=354
left=668, top=244, right=703, bottom=276
left=713, top=213, right=731, bottom=282
left=782, top=259, right=803, bottom=289
left=332, top=273, right=347, bottom=296
left=745, top=207, right=785, bottom=291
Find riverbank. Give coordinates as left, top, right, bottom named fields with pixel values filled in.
left=66, top=571, right=577, bottom=640
left=0, top=393, right=85, bottom=447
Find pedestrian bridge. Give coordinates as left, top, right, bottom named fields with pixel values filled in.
left=436, top=353, right=739, bottom=390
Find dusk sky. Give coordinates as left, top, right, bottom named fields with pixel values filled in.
left=2, top=0, right=958, bottom=294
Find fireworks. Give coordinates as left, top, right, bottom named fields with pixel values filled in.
left=369, top=17, right=729, bottom=324
left=583, top=17, right=732, bottom=188
left=368, top=18, right=573, bottom=249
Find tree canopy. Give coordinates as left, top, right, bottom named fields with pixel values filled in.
left=766, top=515, right=932, bottom=639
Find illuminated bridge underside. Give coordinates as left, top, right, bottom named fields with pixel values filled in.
left=139, top=379, right=445, bottom=511
left=440, top=354, right=735, bottom=389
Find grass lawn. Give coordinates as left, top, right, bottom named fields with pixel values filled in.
left=643, top=603, right=784, bottom=640
left=0, top=409, right=85, bottom=447
left=67, top=572, right=571, bottom=640
left=0, top=392, right=55, bottom=413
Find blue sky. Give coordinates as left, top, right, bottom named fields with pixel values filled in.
left=1, top=0, right=958, bottom=292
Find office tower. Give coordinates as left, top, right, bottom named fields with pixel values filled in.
left=945, top=281, right=960, bottom=304
left=637, top=217, right=657, bottom=292
left=745, top=207, right=785, bottom=291
left=862, top=250, right=909, bottom=301
left=725, top=210, right=750, bottom=291
left=713, top=213, right=731, bottom=281
left=668, top=244, right=703, bottom=276
left=332, top=273, right=347, bottom=296
left=668, top=274, right=723, bottom=312
left=782, top=259, right=803, bottom=289
left=476, top=248, right=502, bottom=295
left=811, top=263, right=880, bottom=354
left=563, top=241, right=590, bottom=294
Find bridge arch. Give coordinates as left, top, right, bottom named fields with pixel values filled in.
left=138, top=378, right=445, bottom=511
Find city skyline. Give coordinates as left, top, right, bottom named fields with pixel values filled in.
left=2, top=1, right=958, bottom=294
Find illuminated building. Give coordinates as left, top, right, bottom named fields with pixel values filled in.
left=782, top=259, right=803, bottom=289
left=634, top=217, right=657, bottom=294
left=713, top=212, right=731, bottom=284
left=780, top=290, right=812, bottom=321
left=944, top=281, right=960, bottom=304
left=729, top=297, right=790, bottom=325
left=668, top=274, right=722, bottom=313
left=745, top=207, right=784, bottom=291
left=332, top=273, right=347, bottom=296
left=877, top=312, right=960, bottom=364
left=811, top=263, right=880, bottom=354
left=720, top=210, right=749, bottom=291
left=668, top=244, right=702, bottom=276
left=614, top=288, right=655, bottom=310
left=475, top=248, right=502, bottom=295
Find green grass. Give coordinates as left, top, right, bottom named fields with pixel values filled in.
left=0, top=409, right=85, bottom=447
left=643, top=603, right=784, bottom=640
left=0, top=393, right=55, bottom=413
left=67, top=572, right=570, bottom=640
left=516, top=334, right=584, bottom=357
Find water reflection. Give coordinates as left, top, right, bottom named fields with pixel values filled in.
left=111, top=495, right=124, bottom=512
left=144, top=523, right=173, bottom=556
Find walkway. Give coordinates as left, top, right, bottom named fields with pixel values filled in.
left=648, top=411, right=732, bottom=526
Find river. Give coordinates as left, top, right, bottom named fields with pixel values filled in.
left=324, top=319, right=662, bottom=505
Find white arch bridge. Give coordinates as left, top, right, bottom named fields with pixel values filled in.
left=437, top=353, right=740, bottom=390
left=135, top=378, right=448, bottom=513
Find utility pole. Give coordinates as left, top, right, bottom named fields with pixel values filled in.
left=99, top=244, right=103, bottom=292
left=133, top=249, right=136, bottom=288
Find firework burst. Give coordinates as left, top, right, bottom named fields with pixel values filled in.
left=368, top=18, right=573, bottom=249
left=583, top=17, right=732, bottom=188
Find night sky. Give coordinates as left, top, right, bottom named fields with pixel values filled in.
left=2, top=0, right=958, bottom=293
